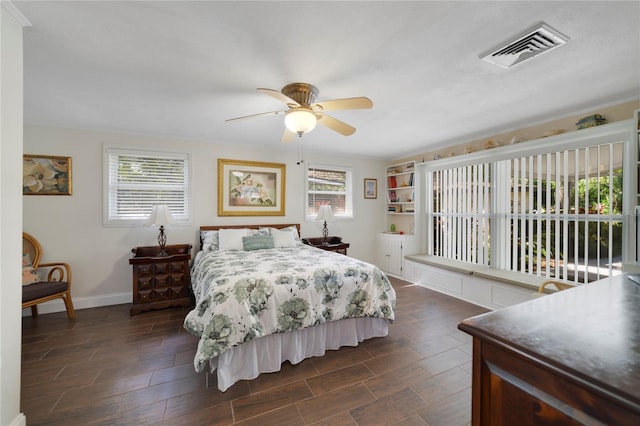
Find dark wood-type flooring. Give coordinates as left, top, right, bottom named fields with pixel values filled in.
left=21, top=277, right=488, bottom=425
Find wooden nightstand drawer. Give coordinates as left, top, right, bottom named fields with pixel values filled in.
left=129, top=244, right=192, bottom=315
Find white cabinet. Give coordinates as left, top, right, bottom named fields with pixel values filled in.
left=385, top=161, right=416, bottom=234
left=378, top=234, right=403, bottom=275
left=377, top=233, right=419, bottom=277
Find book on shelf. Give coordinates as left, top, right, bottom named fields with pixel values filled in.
left=408, top=172, right=414, bottom=186
left=388, top=175, right=397, bottom=188
left=388, top=190, right=397, bottom=202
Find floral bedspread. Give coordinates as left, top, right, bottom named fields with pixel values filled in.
left=184, top=245, right=396, bottom=372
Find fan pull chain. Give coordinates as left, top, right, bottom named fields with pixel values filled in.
left=297, top=139, right=305, bottom=165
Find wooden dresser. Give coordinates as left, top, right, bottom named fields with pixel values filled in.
left=459, top=274, right=640, bottom=425
left=129, top=244, right=192, bottom=315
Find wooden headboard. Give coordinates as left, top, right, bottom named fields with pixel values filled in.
left=199, top=224, right=301, bottom=249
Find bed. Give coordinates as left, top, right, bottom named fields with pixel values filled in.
left=183, top=223, right=396, bottom=391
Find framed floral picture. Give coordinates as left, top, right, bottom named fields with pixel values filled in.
left=23, top=155, right=72, bottom=195
left=218, top=158, right=285, bottom=216
left=364, top=178, right=377, bottom=199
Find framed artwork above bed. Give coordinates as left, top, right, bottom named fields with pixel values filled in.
left=217, top=158, right=285, bottom=216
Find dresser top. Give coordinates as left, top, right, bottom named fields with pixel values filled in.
left=459, top=274, right=640, bottom=408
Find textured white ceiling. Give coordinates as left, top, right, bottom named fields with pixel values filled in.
left=15, top=1, right=640, bottom=160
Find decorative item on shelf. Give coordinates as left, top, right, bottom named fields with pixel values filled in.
left=509, top=136, right=520, bottom=144
left=576, top=114, right=606, bottom=130
left=542, top=129, right=565, bottom=137
left=145, top=205, right=176, bottom=256
left=484, top=140, right=498, bottom=149
left=433, top=154, right=441, bottom=160
left=464, top=145, right=473, bottom=154
left=315, top=204, right=333, bottom=244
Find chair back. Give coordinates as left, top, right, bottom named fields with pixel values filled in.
left=23, top=232, right=42, bottom=268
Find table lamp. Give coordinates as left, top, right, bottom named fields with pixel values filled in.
left=145, top=205, right=176, bottom=256
left=315, top=204, right=333, bottom=244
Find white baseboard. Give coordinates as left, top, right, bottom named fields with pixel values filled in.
left=21, top=292, right=131, bottom=316
left=11, top=413, right=26, bottom=426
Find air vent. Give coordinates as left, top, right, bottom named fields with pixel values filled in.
left=480, top=22, right=569, bottom=69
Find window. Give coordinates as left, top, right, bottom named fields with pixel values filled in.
left=500, top=144, right=624, bottom=283
left=306, top=164, right=353, bottom=220
left=103, top=146, right=190, bottom=226
left=427, top=129, right=629, bottom=284
left=431, top=163, right=491, bottom=267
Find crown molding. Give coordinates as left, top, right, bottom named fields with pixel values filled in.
left=2, top=1, right=32, bottom=27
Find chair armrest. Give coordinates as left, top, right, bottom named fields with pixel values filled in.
left=38, top=262, right=72, bottom=284
left=538, top=279, right=573, bottom=293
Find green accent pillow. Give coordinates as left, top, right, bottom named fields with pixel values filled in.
left=242, top=234, right=275, bottom=251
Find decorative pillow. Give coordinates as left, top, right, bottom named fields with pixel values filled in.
left=270, top=228, right=298, bottom=248
left=242, top=234, right=275, bottom=251
left=218, top=228, right=249, bottom=251
left=251, top=228, right=270, bottom=236
left=201, top=230, right=219, bottom=251
left=267, top=226, right=301, bottom=242
left=22, top=254, right=40, bottom=286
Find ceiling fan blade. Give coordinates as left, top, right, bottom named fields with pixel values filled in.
left=257, top=88, right=300, bottom=107
left=317, top=113, right=356, bottom=136
left=281, top=128, right=297, bottom=144
left=313, top=97, right=373, bottom=112
left=224, top=110, right=284, bottom=122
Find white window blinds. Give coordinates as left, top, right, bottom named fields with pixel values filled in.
left=104, top=146, right=190, bottom=226
left=306, top=164, right=353, bottom=219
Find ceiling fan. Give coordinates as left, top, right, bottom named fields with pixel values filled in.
left=225, top=83, right=373, bottom=143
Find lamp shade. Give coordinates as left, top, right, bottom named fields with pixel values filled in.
left=315, top=204, right=333, bottom=222
left=145, top=205, right=176, bottom=226
left=285, top=108, right=317, bottom=135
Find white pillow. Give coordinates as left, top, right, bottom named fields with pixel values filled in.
left=270, top=228, right=298, bottom=248
left=201, top=230, right=219, bottom=251
left=218, top=228, right=249, bottom=251
left=268, top=226, right=300, bottom=241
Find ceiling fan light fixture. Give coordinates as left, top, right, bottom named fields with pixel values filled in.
left=285, top=108, right=317, bottom=136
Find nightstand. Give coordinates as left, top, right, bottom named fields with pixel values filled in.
left=129, top=244, right=192, bottom=316
left=302, top=237, right=350, bottom=255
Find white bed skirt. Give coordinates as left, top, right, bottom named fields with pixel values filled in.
left=208, top=317, right=390, bottom=391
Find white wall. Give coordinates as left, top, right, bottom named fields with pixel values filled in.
left=1, top=5, right=26, bottom=426
left=23, top=125, right=386, bottom=312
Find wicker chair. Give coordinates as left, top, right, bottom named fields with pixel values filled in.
left=22, top=232, right=75, bottom=319
left=537, top=279, right=574, bottom=294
